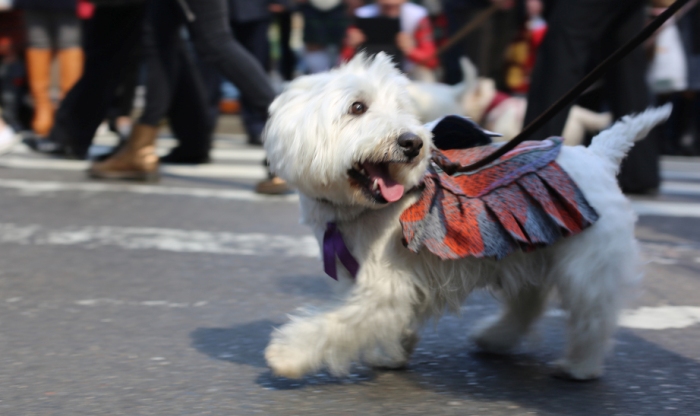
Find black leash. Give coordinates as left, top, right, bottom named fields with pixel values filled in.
left=457, top=0, right=691, bottom=173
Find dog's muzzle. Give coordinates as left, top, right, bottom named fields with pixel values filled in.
left=398, top=132, right=423, bottom=160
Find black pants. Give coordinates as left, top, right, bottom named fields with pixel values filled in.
left=183, top=0, right=275, bottom=113
left=441, top=4, right=517, bottom=87
left=524, top=0, right=658, bottom=192
left=140, top=0, right=275, bottom=147
left=230, top=18, right=271, bottom=142
left=138, top=0, right=217, bottom=153
left=273, top=11, right=296, bottom=81
left=50, top=3, right=146, bottom=158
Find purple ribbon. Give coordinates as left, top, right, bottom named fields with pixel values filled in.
left=323, top=222, right=359, bottom=280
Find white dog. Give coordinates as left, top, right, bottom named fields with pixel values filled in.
left=263, top=53, right=670, bottom=381
left=404, top=57, right=613, bottom=145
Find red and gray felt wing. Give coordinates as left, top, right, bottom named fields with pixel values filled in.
left=399, top=138, right=599, bottom=260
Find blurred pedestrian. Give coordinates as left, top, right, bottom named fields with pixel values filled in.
left=89, top=0, right=221, bottom=176
left=655, top=0, right=700, bottom=155
left=524, top=0, right=658, bottom=194
left=341, top=0, right=439, bottom=79
left=0, top=5, right=29, bottom=135
left=678, top=1, right=700, bottom=155
left=299, top=0, right=348, bottom=73
left=24, top=0, right=147, bottom=158
left=15, top=0, right=83, bottom=138
left=88, top=0, right=288, bottom=193
left=228, top=0, right=289, bottom=145
left=440, top=0, right=518, bottom=86
left=271, top=0, right=297, bottom=80
left=503, top=0, right=546, bottom=94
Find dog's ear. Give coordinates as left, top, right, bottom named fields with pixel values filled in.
left=427, top=115, right=498, bottom=150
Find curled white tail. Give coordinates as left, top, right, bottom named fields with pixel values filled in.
left=589, top=105, right=672, bottom=172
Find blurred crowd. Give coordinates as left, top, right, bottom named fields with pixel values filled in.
left=0, top=0, right=698, bottom=194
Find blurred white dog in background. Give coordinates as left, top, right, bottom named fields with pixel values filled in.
left=406, top=57, right=613, bottom=145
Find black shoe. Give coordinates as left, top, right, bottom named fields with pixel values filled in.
left=160, top=147, right=211, bottom=164
left=23, top=135, right=65, bottom=154
left=23, top=134, right=85, bottom=159
left=247, top=134, right=263, bottom=146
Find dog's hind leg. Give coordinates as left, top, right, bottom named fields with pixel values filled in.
left=552, top=238, right=634, bottom=380
left=265, top=275, right=419, bottom=378
left=471, top=283, right=550, bottom=354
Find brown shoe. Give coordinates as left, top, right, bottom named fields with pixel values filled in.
left=255, top=175, right=291, bottom=195
left=88, top=124, right=160, bottom=182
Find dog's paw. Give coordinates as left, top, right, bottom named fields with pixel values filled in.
left=470, top=316, right=521, bottom=354
left=264, top=342, right=312, bottom=379
left=549, top=359, right=602, bottom=381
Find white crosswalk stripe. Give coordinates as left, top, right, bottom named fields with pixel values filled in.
left=0, top=222, right=319, bottom=258
left=0, top=179, right=296, bottom=202
left=1, top=137, right=269, bottom=179
left=1, top=141, right=700, bottom=217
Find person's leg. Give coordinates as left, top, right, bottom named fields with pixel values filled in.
left=38, top=3, right=146, bottom=158
left=232, top=19, right=272, bottom=144
left=182, top=0, right=289, bottom=193
left=24, top=10, right=54, bottom=137
left=692, top=92, right=700, bottom=155
left=606, top=3, right=657, bottom=193
left=138, top=1, right=181, bottom=129
left=276, top=10, right=296, bottom=80
left=90, top=0, right=184, bottom=179
left=487, top=8, right=518, bottom=91
left=524, top=0, right=644, bottom=141
left=163, top=39, right=220, bottom=163
left=441, top=4, right=484, bottom=85
left=183, top=0, right=275, bottom=114
left=54, top=11, right=83, bottom=97
left=656, top=92, right=684, bottom=155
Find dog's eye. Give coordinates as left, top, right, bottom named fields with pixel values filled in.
left=350, top=102, right=367, bottom=115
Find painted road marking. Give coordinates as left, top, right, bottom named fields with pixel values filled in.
left=659, top=181, right=700, bottom=196
left=0, top=296, right=686, bottom=330
left=0, top=157, right=268, bottom=179
left=1, top=179, right=700, bottom=217
left=0, top=221, right=697, bottom=261
left=0, top=179, right=296, bottom=202
left=619, top=306, right=700, bottom=330
left=546, top=306, right=700, bottom=330
left=0, top=223, right=319, bottom=258
left=0, top=221, right=698, bottom=330
left=630, top=200, right=700, bottom=218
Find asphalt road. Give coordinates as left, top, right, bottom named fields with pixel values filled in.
left=0, top=121, right=698, bottom=415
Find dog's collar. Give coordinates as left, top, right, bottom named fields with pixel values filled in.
left=318, top=187, right=422, bottom=280
left=482, top=91, right=510, bottom=123
left=323, top=222, right=359, bottom=280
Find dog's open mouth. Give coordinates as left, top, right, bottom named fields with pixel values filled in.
left=348, top=161, right=405, bottom=204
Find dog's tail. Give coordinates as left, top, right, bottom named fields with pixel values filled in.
left=450, top=57, right=478, bottom=99
left=588, top=104, right=672, bottom=172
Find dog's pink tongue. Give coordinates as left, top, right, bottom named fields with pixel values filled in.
left=363, top=162, right=405, bottom=202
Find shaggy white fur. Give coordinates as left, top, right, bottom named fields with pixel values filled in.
left=263, top=53, right=672, bottom=381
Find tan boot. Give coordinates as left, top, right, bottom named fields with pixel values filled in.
left=255, top=175, right=291, bottom=195
left=88, top=124, right=160, bottom=181
left=57, top=47, right=84, bottom=97
left=26, top=48, right=54, bottom=136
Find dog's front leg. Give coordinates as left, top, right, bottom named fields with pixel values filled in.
left=265, top=270, right=419, bottom=379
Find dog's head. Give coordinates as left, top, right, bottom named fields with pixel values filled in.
left=263, top=53, right=432, bottom=208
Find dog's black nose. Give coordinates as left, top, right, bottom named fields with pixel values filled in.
left=397, top=132, right=423, bottom=159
